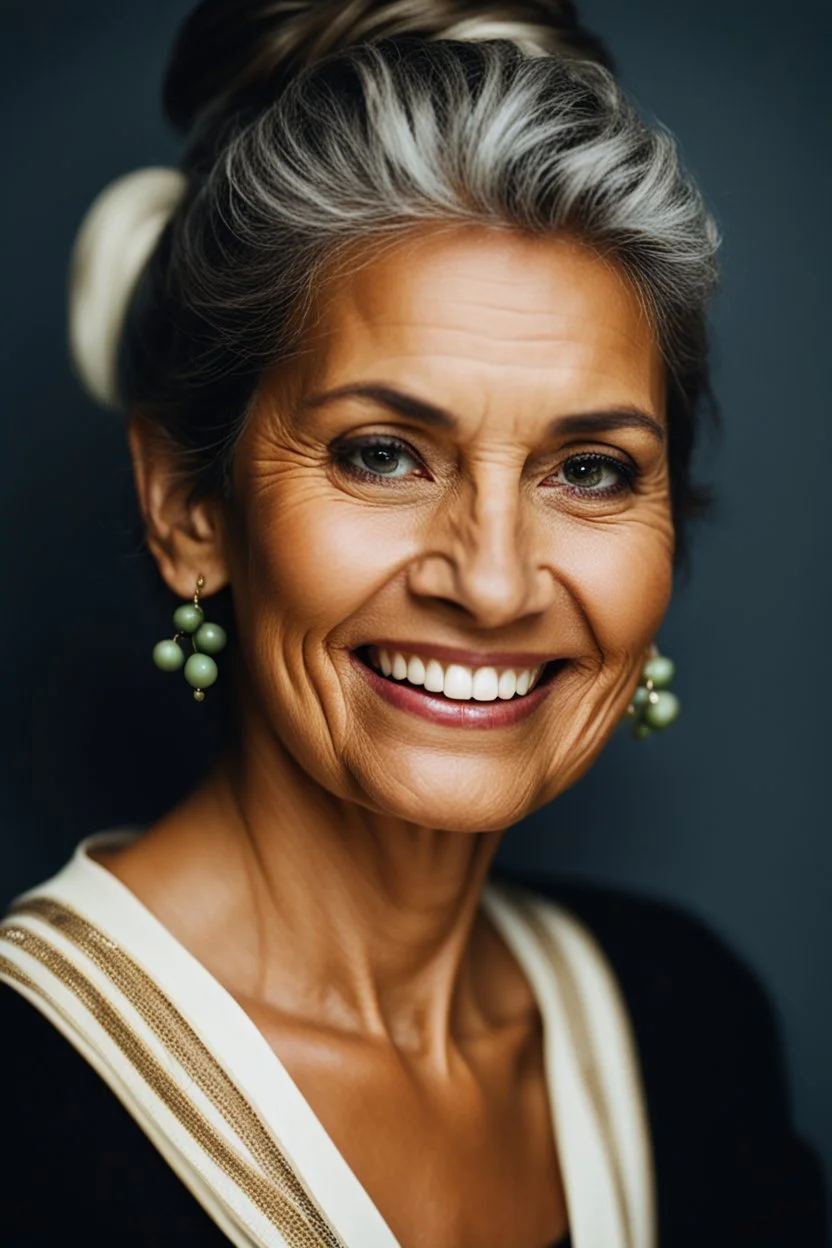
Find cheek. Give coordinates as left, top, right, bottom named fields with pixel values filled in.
left=552, top=509, right=674, bottom=657
left=239, top=481, right=418, bottom=632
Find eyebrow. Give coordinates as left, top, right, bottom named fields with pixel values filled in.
left=299, top=383, right=665, bottom=444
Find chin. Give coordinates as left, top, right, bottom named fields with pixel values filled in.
left=349, top=716, right=619, bottom=832
left=352, top=751, right=551, bottom=834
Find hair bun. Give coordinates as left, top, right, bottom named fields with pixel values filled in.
left=68, top=167, right=187, bottom=408
left=163, top=1, right=612, bottom=135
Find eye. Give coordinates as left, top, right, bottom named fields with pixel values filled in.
left=334, top=436, right=426, bottom=481
left=551, top=452, right=636, bottom=496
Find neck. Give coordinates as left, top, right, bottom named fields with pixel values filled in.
left=106, top=715, right=511, bottom=1053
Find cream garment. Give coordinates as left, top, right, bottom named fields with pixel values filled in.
left=0, top=832, right=656, bottom=1248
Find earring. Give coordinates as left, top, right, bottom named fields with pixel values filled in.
left=627, top=644, right=680, bottom=739
left=152, top=574, right=227, bottom=702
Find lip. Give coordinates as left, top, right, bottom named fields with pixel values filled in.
left=349, top=649, right=563, bottom=729
left=358, top=641, right=557, bottom=668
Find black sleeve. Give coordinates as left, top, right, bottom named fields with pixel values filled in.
left=504, top=873, right=830, bottom=1248
left=0, top=983, right=230, bottom=1246
left=714, top=970, right=828, bottom=1247
left=2, top=891, right=828, bottom=1247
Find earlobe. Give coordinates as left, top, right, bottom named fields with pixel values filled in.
left=127, top=412, right=230, bottom=599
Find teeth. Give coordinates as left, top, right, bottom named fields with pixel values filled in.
left=444, top=664, right=473, bottom=700
left=368, top=648, right=546, bottom=703
left=472, top=667, right=499, bottom=702
left=498, top=670, right=517, bottom=700
left=407, top=655, right=425, bottom=686
left=424, top=659, right=445, bottom=693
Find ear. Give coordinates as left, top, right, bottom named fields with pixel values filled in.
left=127, top=412, right=230, bottom=599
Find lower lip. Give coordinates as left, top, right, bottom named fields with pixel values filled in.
left=349, top=653, right=561, bottom=729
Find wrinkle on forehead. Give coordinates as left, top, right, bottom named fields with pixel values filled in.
left=297, top=225, right=666, bottom=425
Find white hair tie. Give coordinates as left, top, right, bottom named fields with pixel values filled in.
left=436, top=18, right=554, bottom=58
left=68, top=167, right=187, bottom=409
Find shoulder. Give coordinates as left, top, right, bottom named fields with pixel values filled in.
left=0, top=981, right=228, bottom=1244
left=496, top=871, right=830, bottom=1247
left=501, top=872, right=780, bottom=1133
left=509, top=872, right=766, bottom=1036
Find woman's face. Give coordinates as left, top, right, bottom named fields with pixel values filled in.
left=227, top=226, right=672, bottom=831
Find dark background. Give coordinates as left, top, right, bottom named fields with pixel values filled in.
left=2, top=0, right=830, bottom=1187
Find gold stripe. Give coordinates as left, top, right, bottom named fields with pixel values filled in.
left=0, top=924, right=340, bottom=1248
left=510, top=893, right=634, bottom=1248
left=9, top=897, right=340, bottom=1248
left=0, top=952, right=38, bottom=994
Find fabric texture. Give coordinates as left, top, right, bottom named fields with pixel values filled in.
left=0, top=836, right=653, bottom=1248
left=506, top=872, right=829, bottom=1247
left=0, top=845, right=827, bottom=1247
left=0, top=977, right=573, bottom=1248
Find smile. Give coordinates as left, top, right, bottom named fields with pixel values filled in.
left=368, top=647, right=545, bottom=701
left=351, top=645, right=563, bottom=728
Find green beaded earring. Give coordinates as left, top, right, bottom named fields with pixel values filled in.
left=152, top=574, right=227, bottom=702
left=626, top=644, right=681, bottom=739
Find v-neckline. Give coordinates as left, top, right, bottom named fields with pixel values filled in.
left=17, top=829, right=650, bottom=1248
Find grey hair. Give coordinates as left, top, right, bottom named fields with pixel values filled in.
left=112, top=29, right=720, bottom=559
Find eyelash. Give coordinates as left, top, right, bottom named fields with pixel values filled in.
left=332, top=436, right=638, bottom=497
left=549, top=450, right=638, bottom=498
left=332, top=435, right=428, bottom=483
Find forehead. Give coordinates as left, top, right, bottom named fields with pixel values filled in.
left=304, top=226, right=665, bottom=419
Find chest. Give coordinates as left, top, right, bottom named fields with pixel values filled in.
left=250, top=1013, right=569, bottom=1248
left=3, top=870, right=652, bottom=1248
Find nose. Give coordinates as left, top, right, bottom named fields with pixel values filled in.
left=406, top=471, right=556, bottom=629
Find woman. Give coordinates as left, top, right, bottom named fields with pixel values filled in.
left=1, top=1, right=826, bottom=1245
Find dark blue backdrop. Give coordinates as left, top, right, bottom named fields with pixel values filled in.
left=1, top=0, right=829, bottom=1186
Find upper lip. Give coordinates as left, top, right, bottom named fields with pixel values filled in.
left=355, top=641, right=558, bottom=668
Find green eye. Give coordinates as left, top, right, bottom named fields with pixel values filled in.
left=558, top=454, right=632, bottom=494
left=358, top=444, right=409, bottom=475
left=563, top=458, right=604, bottom=487
left=336, top=436, right=424, bottom=481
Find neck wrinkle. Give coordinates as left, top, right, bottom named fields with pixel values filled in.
left=202, top=741, right=507, bottom=1051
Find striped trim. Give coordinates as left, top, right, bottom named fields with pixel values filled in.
left=512, top=892, right=645, bottom=1248
left=9, top=897, right=339, bottom=1244
left=0, top=915, right=344, bottom=1248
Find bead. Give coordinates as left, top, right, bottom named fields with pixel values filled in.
left=194, top=622, right=227, bottom=654
left=631, top=685, right=650, bottom=709
left=184, top=652, right=218, bottom=690
left=152, top=639, right=184, bottom=672
left=632, top=722, right=653, bottom=740
left=193, top=690, right=205, bottom=702
left=644, top=689, right=680, bottom=730
left=642, top=655, right=675, bottom=689
left=173, top=603, right=204, bottom=633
